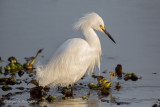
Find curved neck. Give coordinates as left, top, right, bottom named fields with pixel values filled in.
left=82, top=27, right=101, bottom=49
left=82, top=27, right=102, bottom=72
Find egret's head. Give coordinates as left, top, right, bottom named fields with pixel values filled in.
left=99, top=24, right=116, bottom=44
left=74, top=12, right=116, bottom=44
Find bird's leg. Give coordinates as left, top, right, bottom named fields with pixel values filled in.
left=70, top=83, right=74, bottom=95
left=58, top=86, right=61, bottom=91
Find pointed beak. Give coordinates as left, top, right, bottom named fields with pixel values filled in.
left=102, top=28, right=116, bottom=44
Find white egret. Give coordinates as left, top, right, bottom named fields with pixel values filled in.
left=36, top=12, right=116, bottom=93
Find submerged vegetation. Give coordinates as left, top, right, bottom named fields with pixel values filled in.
left=0, top=53, right=145, bottom=106
left=0, top=49, right=44, bottom=106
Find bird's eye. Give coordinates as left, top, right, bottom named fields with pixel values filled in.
left=99, top=25, right=105, bottom=30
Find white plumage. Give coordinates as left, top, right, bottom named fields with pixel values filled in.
left=36, top=12, right=115, bottom=87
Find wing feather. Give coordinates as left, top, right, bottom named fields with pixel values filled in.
left=36, top=38, right=91, bottom=86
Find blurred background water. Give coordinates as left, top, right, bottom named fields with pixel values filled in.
left=0, top=0, right=160, bottom=107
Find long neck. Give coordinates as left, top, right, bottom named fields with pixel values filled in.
left=82, top=27, right=101, bottom=49
left=82, top=27, right=102, bottom=72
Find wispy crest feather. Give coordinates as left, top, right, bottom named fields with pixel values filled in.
left=73, top=12, right=101, bottom=30
left=36, top=12, right=104, bottom=87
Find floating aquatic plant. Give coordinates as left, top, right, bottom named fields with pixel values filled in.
left=82, top=96, right=88, bottom=100
left=30, top=87, right=46, bottom=99
left=4, top=56, right=22, bottom=73
left=2, top=85, right=12, bottom=91
left=102, top=82, right=111, bottom=89
left=40, top=97, right=45, bottom=101
left=46, top=95, right=56, bottom=102
left=102, top=78, right=108, bottom=86
left=16, top=87, right=24, bottom=90
left=115, top=64, right=122, bottom=77
left=4, top=65, right=11, bottom=72
left=0, top=66, right=2, bottom=74
left=18, top=69, right=24, bottom=77
left=23, top=48, right=44, bottom=70
left=88, top=83, right=97, bottom=88
left=115, top=82, right=121, bottom=90
left=0, top=77, right=17, bottom=85
left=114, top=64, right=139, bottom=81
left=87, top=72, right=115, bottom=95
left=124, top=73, right=138, bottom=81
left=97, top=76, right=104, bottom=85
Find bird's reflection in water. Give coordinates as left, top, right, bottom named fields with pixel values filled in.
left=88, top=97, right=100, bottom=107
left=40, top=97, right=100, bottom=107
left=40, top=98, right=86, bottom=107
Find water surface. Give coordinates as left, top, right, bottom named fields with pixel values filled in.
left=0, top=0, right=160, bottom=107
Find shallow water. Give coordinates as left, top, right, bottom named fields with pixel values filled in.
left=0, top=0, right=160, bottom=107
